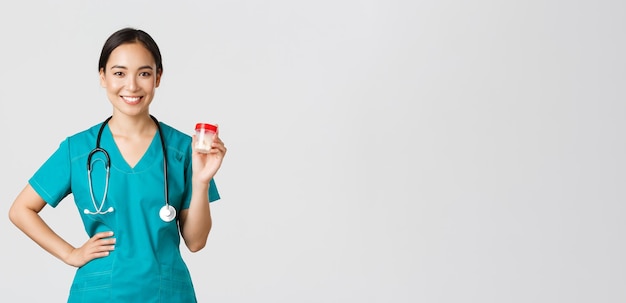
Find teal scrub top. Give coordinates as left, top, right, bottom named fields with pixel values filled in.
left=29, top=120, right=220, bottom=303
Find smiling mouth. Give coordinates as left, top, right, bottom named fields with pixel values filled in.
left=121, top=96, right=142, bottom=104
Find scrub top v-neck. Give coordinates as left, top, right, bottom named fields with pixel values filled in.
left=29, top=120, right=220, bottom=303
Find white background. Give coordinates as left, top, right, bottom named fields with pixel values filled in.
left=1, top=0, right=625, bottom=302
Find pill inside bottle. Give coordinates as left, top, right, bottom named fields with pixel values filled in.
left=194, top=123, right=218, bottom=153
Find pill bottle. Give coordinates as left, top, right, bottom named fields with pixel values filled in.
left=195, top=123, right=218, bottom=153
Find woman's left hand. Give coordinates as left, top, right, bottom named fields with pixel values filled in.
left=191, top=128, right=227, bottom=183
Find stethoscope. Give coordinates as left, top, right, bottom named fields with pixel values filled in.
left=85, top=115, right=177, bottom=222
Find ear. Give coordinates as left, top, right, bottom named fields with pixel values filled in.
left=155, top=69, right=163, bottom=88
left=99, top=68, right=106, bottom=88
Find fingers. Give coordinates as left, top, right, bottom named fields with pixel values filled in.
left=210, top=134, right=227, bottom=155
left=93, top=231, right=114, bottom=240
left=66, top=231, right=116, bottom=267
left=85, top=232, right=115, bottom=257
left=213, top=124, right=225, bottom=154
left=88, top=231, right=115, bottom=256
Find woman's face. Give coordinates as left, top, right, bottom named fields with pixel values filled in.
left=99, top=42, right=161, bottom=118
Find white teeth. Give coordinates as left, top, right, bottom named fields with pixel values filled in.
left=122, top=96, right=140, bottom=102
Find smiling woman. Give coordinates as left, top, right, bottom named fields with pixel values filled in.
left=8, top=27, right=227, bottom=303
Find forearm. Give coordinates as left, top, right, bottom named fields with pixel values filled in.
left=9, top=205, right=75, bottom=265
left=180, top=181, right=213, bottom=252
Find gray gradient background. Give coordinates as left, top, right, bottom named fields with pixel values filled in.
left=1, top=0, right=625, bottom=302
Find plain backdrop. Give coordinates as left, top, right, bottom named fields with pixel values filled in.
left=1, top=0, right=625, bottom=302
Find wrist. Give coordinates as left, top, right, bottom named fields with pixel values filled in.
left=191, top=178, right=210, bottom=191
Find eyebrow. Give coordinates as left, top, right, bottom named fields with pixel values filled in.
left=110, top=65, right=154, bottom=70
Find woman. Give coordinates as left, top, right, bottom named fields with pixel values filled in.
left=8, top=27, right=226, bottom=302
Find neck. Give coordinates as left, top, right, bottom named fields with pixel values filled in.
left=107, top=114, right=157, bottom=138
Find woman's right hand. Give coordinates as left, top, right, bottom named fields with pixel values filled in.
left=65, top=231, right=116, bottom=267
left=9, top=185, right=117, bottom=268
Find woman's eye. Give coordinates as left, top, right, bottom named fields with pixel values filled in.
left=140, top=72, right=151, bottom=77
left=113, top=71, right=124, bottom=76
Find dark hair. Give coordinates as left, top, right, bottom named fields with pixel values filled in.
left=98, top=27, right=163, bottom=73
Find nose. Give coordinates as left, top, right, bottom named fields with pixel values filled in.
left=126, top=76, right=138, bottom=91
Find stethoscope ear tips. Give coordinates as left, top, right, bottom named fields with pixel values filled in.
left=83, top=207, right=114, bottom=215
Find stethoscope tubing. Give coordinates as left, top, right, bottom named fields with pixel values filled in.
left=85, top=115, right=175, bottom=221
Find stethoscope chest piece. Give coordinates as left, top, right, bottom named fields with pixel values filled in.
left=159, top=205, right=176, bottom=222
